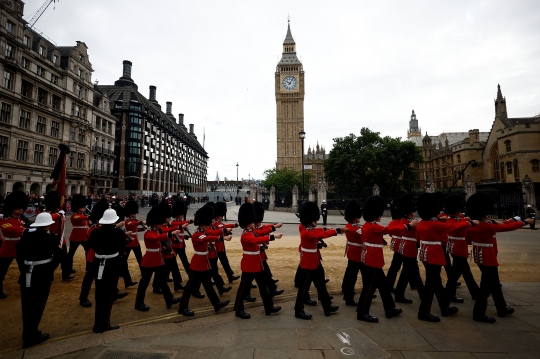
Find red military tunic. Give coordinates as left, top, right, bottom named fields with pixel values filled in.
left=344, top=222, right=363, bottom=262
left=213, top=220, right=235, bottom=253
left=158, top=224, right=179, bottom=260
left=171, top=219, right=190, bottom=250
left=240, top=229, right=273, bottom=272
left=69, top=213, right=89, bottom=242
left=125, top=218, right=144, bottom=249
left=416, top=218, right=471, bottom=266
left=141, top=227, right=169, bottom=267
left=86, top=225, right=99, bottom=263
left=190, top=228, right=223, bottom=271
left=466, top=219, right=525, bottom=266
left=206, top=225, right=226, bottom=259
left=389, top=218, right=418, bottom=259
left=445, top=215, right=471, bottom=258
left=299, top=226, right=338, bottom=270
left=0, top=216, right=26, bottom=258
left=254, top=224, right=275, bottom=261
left=49, top=212, right=65, bottom=245
left=361, top=221, right=391, bottom=268
left=387, top=219, right=402, bottom=253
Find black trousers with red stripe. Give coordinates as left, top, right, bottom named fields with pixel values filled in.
left=446, top=255, right=478, bottom=299
left=67, top=241, right=90, bottom=272
left=356, top=264, right=396, bottom=315
left=234, top=271, right=273, bottom=313
left=341, top=259, right=362, bottom=302
left=294, top=266, right=331, bottom=314
left=178, top=269, right=220, bottom=311
left=473, top=265, right=507, bottom=317
left=395, top=256, right=425, bottom=300
left=419, top=262, right=450, bottom=316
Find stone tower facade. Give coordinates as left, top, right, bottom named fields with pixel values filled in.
left=407, top=110, right=422, bottom=139
left=275, top=21, right=305, bottom=171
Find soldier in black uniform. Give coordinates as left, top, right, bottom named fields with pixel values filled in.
left=526, top=205, right=537, bottom=230
left=16, top=212, right=61, bottom=348
left=88, top=207, right=126, bottom=333
left=321, top=200, right=328, bottom=226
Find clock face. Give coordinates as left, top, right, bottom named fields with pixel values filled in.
left=282, top=76, right=298, bottom=90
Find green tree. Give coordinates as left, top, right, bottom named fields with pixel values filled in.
left=324, top=128, right=423, bottom=195
left=263, top=167, right=313, bottom=193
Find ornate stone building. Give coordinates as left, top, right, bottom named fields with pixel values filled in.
left=275, top=21, right=305, bottom=172
left=303, top=143, right=326, bottom=186
left=0, top=0, right=116, bottom=195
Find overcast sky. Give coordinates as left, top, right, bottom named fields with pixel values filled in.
left=25, top=0, right=540, bottom=181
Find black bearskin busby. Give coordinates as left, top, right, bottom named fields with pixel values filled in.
left=238, top=202, right=256, bottom=229
left=466, top=192, right=493, bottom=220
left=254, top=201, right=265, bottom=223
left=445, top=195, right=466, bottom=215
left=362, top=195, right=385, bottom=222
left=44, top=191, right=61, bottom=212
left=194, top=205, right=214, bottom=226
left=172, top=200, right=185, bottom=218
left=204, top=201, right=218, bottom=219
left=299, top=201, right=320, bottom=227
left=70, top=194, right=86, bottom=212
left=434, top=192, right=446, bottom=212
left=2, top=191, right=29, bottom=216
left=90, top=200, right=109, bottom=224
left=146, top=205, right=165, bottom=227
left=416, top=193, right=440, bottom=221
left=157, top=201, right=172, bottom=220
left=124, top=200, right=139, bottom=215
left=112, top=202, right=125, bottom=222
left=389, top=199, right=400, bottom=220
left=216, top=201, right=227, bottom=217
left=398, top=194, right=416, bottom=217
left=344, top=200, right=362, bottom=223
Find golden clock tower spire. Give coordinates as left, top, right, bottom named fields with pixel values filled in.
left=275, top=20, right=305, bottom=171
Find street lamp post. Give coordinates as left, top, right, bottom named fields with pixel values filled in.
left=299, top=130, right=306, bottom=201
left=236, top=162, right=239, bottom=202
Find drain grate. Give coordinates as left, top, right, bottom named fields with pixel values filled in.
left=100, top=350, right=174, bottom=359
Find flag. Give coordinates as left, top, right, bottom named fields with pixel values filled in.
left=50, top=144, right=70, bottom=209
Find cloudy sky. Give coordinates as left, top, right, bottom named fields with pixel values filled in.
left=26, top=0, right=540, bottom=181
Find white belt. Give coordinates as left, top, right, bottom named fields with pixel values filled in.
left=421, top=241, right=441, bottom=245
left=194, top=251, right=209, bottom=255
left=391, top=236, right=401, bottom=240
left=347, top=241, right=362, bottom=247
left=364, top=242, right=383, bottom=248
left=301, top=247, right=318, bottom=253
left=243, top=250, right=260, bottom=255
left=94, top=252, right=119, bottom=280
left=401, top=237, right=416, bottom=242
left=448, top=236, right=465, bottom=241
left=3, top=237, right=21, bottom=241
left=72, top=226, right=88, bottom=229
left=146, top=248, right=160, bottom=252
left=24, top=258, right=53, bottom=287
left=472, top=242, right=493, bottom=248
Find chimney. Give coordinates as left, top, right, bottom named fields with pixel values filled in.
left=122, top=60, right=132, bottom=79
left=469, top=129, right=480, bottom=145
left=166, top=102, right=172, bottom=115
left=178, top=113, right=184, bottom=125
left=149, top=85, right=157, bottom=101
left=189, top=124, right=194, bottom=134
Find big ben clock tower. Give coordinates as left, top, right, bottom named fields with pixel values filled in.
left=275, top=20, right=305, bottom=172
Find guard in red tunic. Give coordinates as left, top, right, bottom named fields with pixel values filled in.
left=156, top=201, right=185, bottom=293
left=295, top=201, right=346, bottom=320
left=357, top=195, right=405, bottom=323
left=123, top=199, right=144, bottom=282
left=466, top=192, right=532, bottom=323
left=444, top=195, right=479, bottom=302
left=416, top=193, right=477, bottom=322
left=45, top=192, right=72, bottom=281
left=66, top=194, right=89, bottom=274
left=0, top=191, right=29, bottom=299
left=233, top=202, right=282, bottom=319
left=388, top=195, right=423, bottom=304
left=384, top=200, right=403, bottom=293
left=134, top=204, right=181, bottom=311
left=434, top=191, right=460, bottom=290
left=178, top=205, right=231, bottom=316
left=215, top=201, right=240, bottom=283
left=341, top=200, right=364, bottom=306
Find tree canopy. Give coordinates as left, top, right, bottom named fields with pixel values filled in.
left=324, top=128, right=423, bottom=195
left=262, top=167, right=313, bottom=193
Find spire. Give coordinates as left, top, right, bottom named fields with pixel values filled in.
left=215, top=171, right=219, bottom=181
left=284, top=18, right=296, bottom=45
left=278, top=19, right=302, bottom=66
left=497, top=83, right=503, bottom=101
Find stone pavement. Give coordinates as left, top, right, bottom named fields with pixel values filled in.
left=3, top=282, right=540, bottom=359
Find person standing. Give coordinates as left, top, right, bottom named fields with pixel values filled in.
left=16, top=212, right=61, bottom=348
left=0, top=191, right=29, bottom=299
left=341, top=200, right=363, bottom=306
left=234, top=202, right=283, bottom=319
left=320, top=200, right=328, bottom=226
left=88, top=208, right=125, bottom=333
left=526, top=205, right=537, bottom=230
left=66, top=194, right=90, bottom=274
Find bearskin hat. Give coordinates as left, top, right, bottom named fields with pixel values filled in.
left=3, top=191, right=29, bottom=215
left=216, top=202, right=227, bottom=217
left=157, top=201, right=172, bottom=220
left=204, top=202, right=218, bottom=219
left=238, top=202, right=256, bottom=229
left=362, top=196, right=385, bottom=222
left=44, top=191, right=61, bottom=212
left=299, top=201, right=320, bottom=226
left=146, top=205, right=165, bottom=227
left=124, top=200, right=139, bottom=215
left=398, top=194, right=416, bottom=217
left=434, top=192, right=446, bottom=211
left=194, top=205, right=214, bottom=226
left=416, top=193, right=440, bottom=220
left=171, top=200, right=185, bottom=218
left=445, top=195, right=465, bottom=215
left=466, top=192, right=493, bottom=220
left=90, top=200, right=109, bottom=224
left=71, top=194, right=86, bottom=212
left=254, top=201, right=265, bottom=223
left=112, top=202, right=125, bottom=221
left=344, top=200, right=362, bottom=223
left=389, top=199, right=400, bottom=220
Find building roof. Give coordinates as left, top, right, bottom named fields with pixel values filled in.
left=278, top=22, right=302, bottom=66
left=409, top=132, right=489, bottom=147
left=284, top=22, right=296, bottom=45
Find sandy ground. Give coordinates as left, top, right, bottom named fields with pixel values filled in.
left=0, top=208, right=539, bottom=353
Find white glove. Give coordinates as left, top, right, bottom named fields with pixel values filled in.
left=513, top=216, right=521, bottom=221
left=59, top=210, right=65, bottom=215
left=27, top=228, right=36, bottom=233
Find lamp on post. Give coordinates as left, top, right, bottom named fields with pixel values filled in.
left=236, top=162, right=239, bottom=195
left=299, top=130, right=306, bottom=201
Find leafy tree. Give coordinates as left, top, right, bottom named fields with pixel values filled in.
left=263, top=167, right=313, bottom=193
left=324, top=128, right=423, bottom=195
